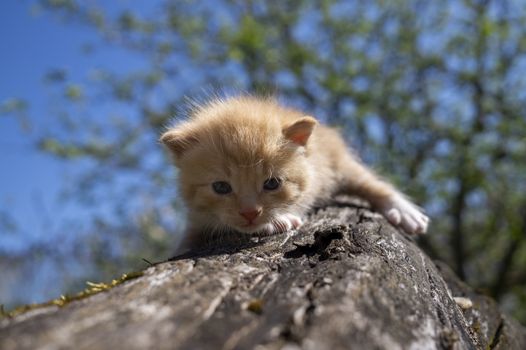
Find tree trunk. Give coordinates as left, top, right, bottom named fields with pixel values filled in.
left=1, top=197, right=525, bottom=350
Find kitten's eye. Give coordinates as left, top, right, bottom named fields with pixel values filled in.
left=212, top=181, right=232, bottom=195
left=263, top=177, right=282, bottom=191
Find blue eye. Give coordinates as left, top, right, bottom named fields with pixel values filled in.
left=263, top=177, right=281, bottom=191
left=212, top=181, right=232, bottom=194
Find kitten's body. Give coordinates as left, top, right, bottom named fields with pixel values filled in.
left=161, top=96, right=428, bottom=251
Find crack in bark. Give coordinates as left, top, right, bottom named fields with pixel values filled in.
left=488, top=317, right=504, bottom=350
left=202, top=278, right=233, bottom=320
left=279, top=283, right=317, bottom=345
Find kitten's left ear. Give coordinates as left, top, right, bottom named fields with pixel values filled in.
left=283, top=116, right=318, bottom=146
left=160, top=127, right=198, bottom=158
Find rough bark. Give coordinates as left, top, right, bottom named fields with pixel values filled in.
left=1, top=197, right=525, bottom=350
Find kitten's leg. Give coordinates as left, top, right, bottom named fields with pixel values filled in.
left=337, top=154, right=429, bottom=234
left=261, top=214, right=303, bottom=235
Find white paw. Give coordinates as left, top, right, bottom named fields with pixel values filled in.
left=263, top=214, right=303, bottom=234
left=380, top=195, right=429, bottom=234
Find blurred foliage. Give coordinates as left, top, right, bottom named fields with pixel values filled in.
left=0, top=98, right=31, bottom=132
left=2, top=0, right=526, bottom=323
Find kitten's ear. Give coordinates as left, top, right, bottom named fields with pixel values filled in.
left=283, top=116, right=318, bottom=146
left=160, top=128, right=198, bottom=157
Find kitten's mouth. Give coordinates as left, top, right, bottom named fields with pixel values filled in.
left=239, top=223, right=261, bottom=231
left=235, top=222, right=268, bottom=234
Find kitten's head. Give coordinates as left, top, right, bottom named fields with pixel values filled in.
left=161, top=97, right=317, bottom=234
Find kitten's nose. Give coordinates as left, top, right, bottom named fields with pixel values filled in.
left=239, top=208, right=262, bottom=223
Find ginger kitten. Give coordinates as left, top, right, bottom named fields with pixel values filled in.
left=161, top=96, right=429, bottom=251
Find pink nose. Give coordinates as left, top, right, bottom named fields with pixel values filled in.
left=239, top=208, right=262, bottom=223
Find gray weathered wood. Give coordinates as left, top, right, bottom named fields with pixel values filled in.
left=1, top=197, right=525, bottom=349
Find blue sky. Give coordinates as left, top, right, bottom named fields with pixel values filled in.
left=0, top=0, right=166, bottom=307
left=0, top=1, right=151, bottom=251
left=0, top=1, right=82, bottom=250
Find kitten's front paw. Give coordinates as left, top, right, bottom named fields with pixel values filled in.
left=380, top=195, right=429, bottom=234
left=262, top=214, right=303, bottom=235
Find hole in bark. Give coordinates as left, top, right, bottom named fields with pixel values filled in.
left=283, top=227, right=344, bottom=259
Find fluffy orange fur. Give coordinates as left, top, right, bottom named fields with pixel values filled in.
left=161, top=96, right=428, bottom=251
